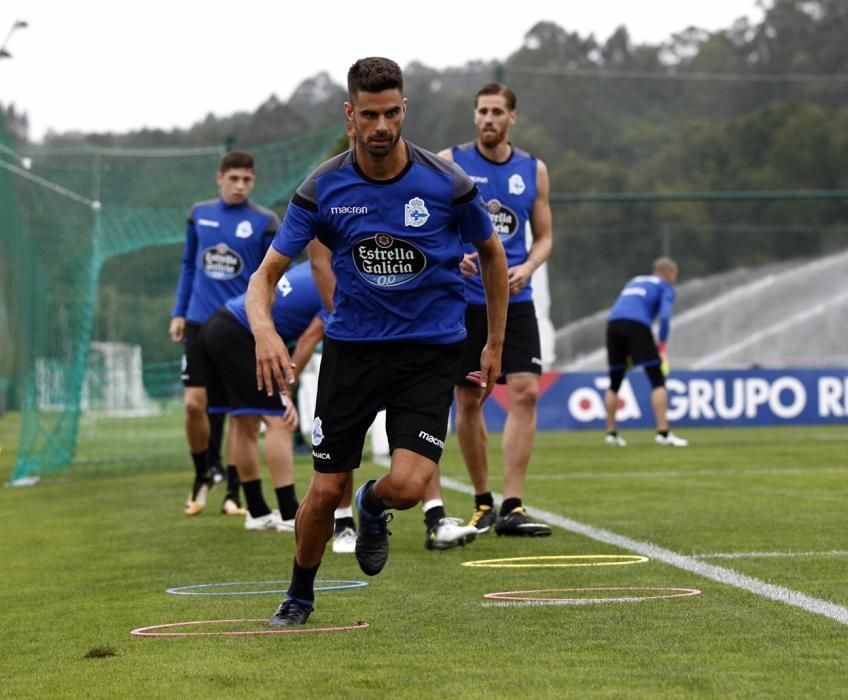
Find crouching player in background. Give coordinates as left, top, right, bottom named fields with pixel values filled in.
left=604, top=257, right=688, bottom=448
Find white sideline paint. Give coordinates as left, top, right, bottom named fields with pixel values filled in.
left=525, top=465, right=848, bottom=481
left=696, top=551, right=848, bottom=560
left=437, top=474, right=848, bottom=626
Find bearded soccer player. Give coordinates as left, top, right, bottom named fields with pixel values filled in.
left=170, top=150, right=280, bottom=516
left=247, top=57, right=508, bottom=626
left=426, top=82, right=554, bottom=539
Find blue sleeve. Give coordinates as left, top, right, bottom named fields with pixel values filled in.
left=657, top=285, right=675, bottom=342
left=454, top=192, right=493, bottom=244
left=271, top=201, right=318, bottom=259
left=172, top=219, right=197, bottom=317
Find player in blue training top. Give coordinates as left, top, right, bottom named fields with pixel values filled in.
left=246, top=57, right=508, bottom=627
left=605, top=257, right=688, bottom=447
left=201, top=258, right=329, bottom=533
left=169, top=150, right=281, bottom=516
left=429, top=82, right=554, bottom=539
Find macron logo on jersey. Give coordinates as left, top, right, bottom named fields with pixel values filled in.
left=197, top=218, right=220, bottom=228
left=470, top=175, right=489, bottom=184
left=330, top=206, right=368, bottom=215
left=622, top=288, right=647, bottom=297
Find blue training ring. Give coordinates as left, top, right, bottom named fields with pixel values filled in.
left=165, top=579, right=368, bottom=596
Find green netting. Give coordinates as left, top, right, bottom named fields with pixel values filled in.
left=0, top=121, right=339, bottom=480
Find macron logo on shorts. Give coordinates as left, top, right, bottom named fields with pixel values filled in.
left=418, top=430, right=444, bottom=449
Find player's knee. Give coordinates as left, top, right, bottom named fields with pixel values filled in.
left=609, top=368, right=625, bottom=393
left=384, top=469, right=430, bottom=509
left=308, top=475, right=346, bottom=511
left=509, top=383, right=538, bottom=411
left=184, top=398, right=207, bottom=418
left=454, top=385, right=482, bottom=411
left=645, top=365, right=665, bottom=389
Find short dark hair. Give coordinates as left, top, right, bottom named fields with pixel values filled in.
left=347, top=57, right=404, bottom=101
left=475, top=82, right=517, bottom=111
left=219, top=150, right=255, bottom=174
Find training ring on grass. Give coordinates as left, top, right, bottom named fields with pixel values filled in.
left=462, top=555, right=649, bottom=568
left=165, top=579, right=368, bottom=596
left=483, top=587, right=702, bottom=606
left=130, top=619, right=370, bottom=637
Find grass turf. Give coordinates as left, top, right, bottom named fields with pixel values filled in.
left=1, top=416, right=846, bottom=698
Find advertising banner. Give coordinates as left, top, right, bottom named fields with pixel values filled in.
left=480, top=370, right=848, bottom=431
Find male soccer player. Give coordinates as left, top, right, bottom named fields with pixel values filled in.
left=247, top=57, right=508, bottom=626
left=604, top=257, right=688, bottom=447
left=202, top=258, right=328, bottom=532
left=431, top=82, right=554, bottom=538
left=170, top=150, right=280, bottom=516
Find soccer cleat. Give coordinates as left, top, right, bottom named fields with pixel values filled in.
left=468, top=504, right=497, bottom=534
left=268, top=598, right=313, bottom=627
left=655, top=432, right=689, bottom=447
left=184, top=473, right=213, bottom=516
left=605, top=434, right=627, bottom=447
left=221, top=497, right=247, bottom=516
left=425, top=517, right=478, bottom=551
left=494, top=507, right=553, bottom=537
left=354, top=480, right=392, bottom=576
left=245, top=509, right=285, bottom=531
left=276, top=516, right=296, bottom=533
left=332, top=526, right=357, bottom=554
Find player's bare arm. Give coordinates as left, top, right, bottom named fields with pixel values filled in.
left=507, top=158, right=553, bottom=296
left=246, top=247, right=296, bottom=396
left=307, top=239, right=335, bottom=312
left=472, top=233, right=508, bottom=402
left=289, top=315, right=325, bottom=382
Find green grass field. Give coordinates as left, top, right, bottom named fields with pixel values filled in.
left=1, top=414, right=846, bottom=699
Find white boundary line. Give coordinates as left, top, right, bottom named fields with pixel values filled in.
left=695, top=551, right=848, bottom=560
left=525, top=465, right=848, bottom=481
left=438, top=474, right=848, bottom=626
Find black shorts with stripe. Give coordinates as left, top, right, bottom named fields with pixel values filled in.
left=606, top=319, right=660, bottom=370
left=310, top=337, right=464, bottom=473
left=201, top=310, right=288, bottom=416
left=457, top=301, right=542, bottom=386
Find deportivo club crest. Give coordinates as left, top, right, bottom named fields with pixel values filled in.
left=404, top=197, right=430, bottom=227
left=311, top=416, right=324, bottom=446
left=235, top=220, right=254, bottom=238
left=508, top=174, right=526, bottom=195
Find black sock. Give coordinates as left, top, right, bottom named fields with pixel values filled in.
left=275, top=484, right=299, bottom=520
left=242, top=479, right=271, bottom=518
left=361, top=480, right=388, bottom=517
left=424, top=505, right=445, bottom=530
left=334, top=516, right=355, bottom=533
left=208, top=413, right=225, bottom=467
left=475, top=492, right=494, bottom=510
left=500, top=497, right=522, bottom=516
left=607, top=430, right=618, bottom=437
left=287, top=559, right=320, bottom=606
left=226, top=465, right=240, bottom=498
left=191, top=451, right=209, bottom=479
left=658, top=430, right=669, bottom=438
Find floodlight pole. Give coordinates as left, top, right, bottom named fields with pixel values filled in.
left=0, top=20, right=28, bottom=60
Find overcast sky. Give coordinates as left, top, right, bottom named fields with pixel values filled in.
left=0, top=0, right=763, bottom=141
